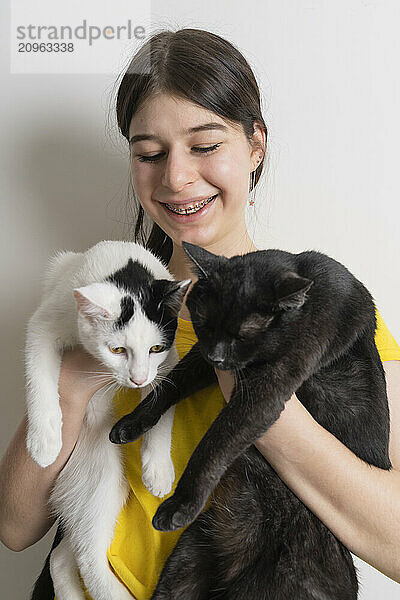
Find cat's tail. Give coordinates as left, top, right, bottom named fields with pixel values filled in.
left=30, top=522, right=63, bottom=600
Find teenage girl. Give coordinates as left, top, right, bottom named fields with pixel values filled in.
left=1, top=28, right=400, bottom=600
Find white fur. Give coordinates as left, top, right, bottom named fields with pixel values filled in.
left=25, top=240, right=182, bottom=599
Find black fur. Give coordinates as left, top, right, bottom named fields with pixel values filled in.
left=106, top=257, right=154, bottom=296
left=107, top=258, right=187, bottom=344
left=110, top=244, right=391, bottom=600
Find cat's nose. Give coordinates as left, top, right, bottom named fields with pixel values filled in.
left=130, top=376, right=147, bottom=386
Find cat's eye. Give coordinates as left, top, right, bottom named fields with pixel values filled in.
left=109, top=346, right=126, bottom=354
left=149, top=344, right=165, bottom=353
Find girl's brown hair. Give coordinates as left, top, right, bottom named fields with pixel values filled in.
left=116, top=28, right=267, bottom=263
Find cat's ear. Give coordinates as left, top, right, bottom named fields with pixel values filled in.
left=74, top=283, right=119, bottom=321
left=274, top=271, right=313, bottom=310
left=182, top=241, right=224, bottom=278
left=155, top=279, right=192, bottom=315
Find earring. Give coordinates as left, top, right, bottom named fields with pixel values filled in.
left=248, top=157, right=261, bottom=207
left=248, top=170, right=256, bottom=206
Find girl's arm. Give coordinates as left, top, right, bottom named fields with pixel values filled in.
left=0, top=347, right=110, bottom=552
left=216, top=360, right=400, bottom=583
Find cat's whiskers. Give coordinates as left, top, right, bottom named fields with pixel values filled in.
left=74, top=369, right=113, bottom=373
left=84, top=375, right=115, bottom=383
left=234, top=366, right=250, bottom=407
left=69, top=370, right=114, bottom=376
left=148, top=380, right=158, bottom=398
left=158, top=306, right=166, bottom=324
left=158, top=316, right=175, bottom=329
left=89, top=378, right=118, bottom=396
left=161, top=349, right=200, bottom=370
left=152, top=370, right=178, bottom=392
left=157, top=363, right=186, bottom=373
left=92, top=380, right=120, bottom=405
left=95, top=380, right=116, bottom=394
left=142, top=381, right=161, bottom=408
left=155, top=375, right=177, bottom=390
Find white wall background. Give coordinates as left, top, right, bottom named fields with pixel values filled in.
left=1, top=0, right=399, bottom=598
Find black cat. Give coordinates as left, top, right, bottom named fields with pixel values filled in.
left=110, top=243, right=391, bottom=600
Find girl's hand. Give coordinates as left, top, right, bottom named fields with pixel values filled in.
left=214, top=368, right=235, bottom=402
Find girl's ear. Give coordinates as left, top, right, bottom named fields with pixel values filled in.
left=73, top=283, right=119, bottom=321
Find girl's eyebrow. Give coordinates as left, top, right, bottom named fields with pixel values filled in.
left=129, top=122, right=229, bottom=145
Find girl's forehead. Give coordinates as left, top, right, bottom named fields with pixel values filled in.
left=128, top=93, right=241, bottom=141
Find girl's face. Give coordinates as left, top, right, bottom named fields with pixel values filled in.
left=128, top=93, right=263, bottom=250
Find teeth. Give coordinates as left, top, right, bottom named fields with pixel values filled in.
left=166, top=195, right=216, bottom=215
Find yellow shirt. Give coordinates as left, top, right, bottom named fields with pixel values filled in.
left=70, top=310, right=400, bottom=600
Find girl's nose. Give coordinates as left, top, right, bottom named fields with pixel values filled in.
left=161, top=151, right=196, bottom=191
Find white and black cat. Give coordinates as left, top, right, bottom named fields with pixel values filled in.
left=26, top=240, right=190, bottom=600
left=110, top=242, right=391, bottom=600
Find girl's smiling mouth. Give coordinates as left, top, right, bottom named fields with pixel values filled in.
left=164, top=194, right=218, bottom=215
left=159, top=194, right=218, bottom=222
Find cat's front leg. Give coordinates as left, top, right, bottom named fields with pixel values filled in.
left=141, top=406, right=176, bottom=498
left=109, top=386, right=169, bottom=445
left=152, top=372, right=291, bottom=531
left=25, top=314, right=64, bottom=467
left=110, top=343, right=216, bottom=444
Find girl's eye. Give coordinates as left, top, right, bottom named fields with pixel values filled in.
left=137, top=143, right=221, bottom=163
left=109, top=346, right=125, bottom=354
left=149, top=344, right=165, bottom=353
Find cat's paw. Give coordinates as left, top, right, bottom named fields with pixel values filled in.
left=152, top=492, right=201, bottom=531
left=109, top=412, right=151, bottom=445
left=141, top=447, right=175, bottom=498
left=27, top=410, right=63, bottom=468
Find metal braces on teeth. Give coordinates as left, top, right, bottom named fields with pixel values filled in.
left=166, top=195, right=216, bottom=215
